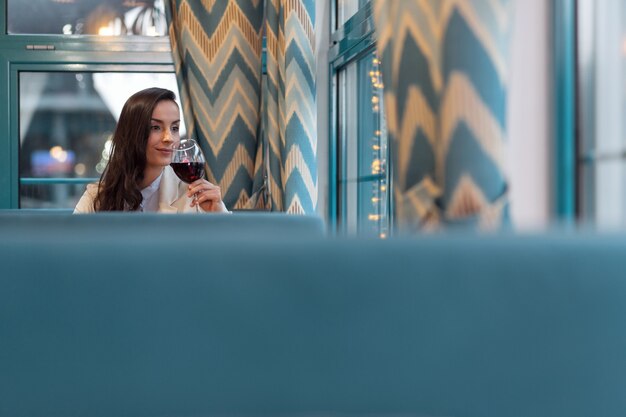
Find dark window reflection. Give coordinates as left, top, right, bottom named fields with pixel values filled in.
left=8, top=0, right=166, bottom=36
left=20, top=73, right=116, bottom=180
left=19, top=73, right=116, bottom=208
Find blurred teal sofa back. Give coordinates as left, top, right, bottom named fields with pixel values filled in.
left=0, top=211, right=326, bottom=241
left=1, top=212, right=626, bottom=417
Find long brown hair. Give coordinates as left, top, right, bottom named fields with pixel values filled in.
left=94, top=87, right=178, bottom=211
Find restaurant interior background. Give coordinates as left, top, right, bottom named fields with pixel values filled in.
left=0, top=0, right=622, bottom=233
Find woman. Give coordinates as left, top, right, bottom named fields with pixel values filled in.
left=74, top=87, right=229, bottom=213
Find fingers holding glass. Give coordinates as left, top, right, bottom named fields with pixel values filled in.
left=188, top=180, right=226, bottom=212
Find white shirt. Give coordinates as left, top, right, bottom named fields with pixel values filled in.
left=139, top=173, right=163, bottom=212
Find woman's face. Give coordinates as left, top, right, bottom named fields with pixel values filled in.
left=145, top=100, right=180, bottom=170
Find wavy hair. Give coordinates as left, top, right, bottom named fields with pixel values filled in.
left=94, top=87, right=178, bottom=211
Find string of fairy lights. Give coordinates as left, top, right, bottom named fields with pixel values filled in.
left=367, top=53, right=389, bottom=239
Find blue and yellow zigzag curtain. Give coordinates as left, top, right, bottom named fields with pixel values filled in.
left=165, top=0, right=264, bottom=209
left=373, top=0, right=511, bottom=231
left=261, top=0, right=317, bottom=213
left=165, top=0, right=316, bottom=213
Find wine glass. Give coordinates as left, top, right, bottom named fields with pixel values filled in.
left=170, top=139, right=206, bottom=207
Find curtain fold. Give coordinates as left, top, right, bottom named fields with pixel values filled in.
left=257, top=0, right=317, bottom=213
left=165, top=0, right=264, bottom=210
left=373, top=0, right=512, bottom=231
left=165, top=0, right=316, bottom=213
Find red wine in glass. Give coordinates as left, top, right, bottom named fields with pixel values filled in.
left=170, top=139, right=206, bottom=184
left=171, top=139, right=207, bottom=211
left=171, top=162, right=205, bottom=183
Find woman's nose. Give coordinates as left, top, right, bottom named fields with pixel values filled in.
left=162, top=129, right=173, bottom=143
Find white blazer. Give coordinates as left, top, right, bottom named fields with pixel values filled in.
left=74, top=166, right=199, bottom=214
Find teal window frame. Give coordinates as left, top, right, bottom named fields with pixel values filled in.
left=329, top=1, right=391, bottom=234
left=553, top=0, right=577, bottom=222
left=0, top=3, right=175, bottom=209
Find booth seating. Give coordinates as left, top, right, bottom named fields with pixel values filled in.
left=1, top=212, right=626, bottom=417
left=0, top=211, right=327, bottom=242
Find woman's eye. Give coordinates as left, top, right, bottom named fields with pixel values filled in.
left=151, top=125, right=161, bottom=131
left=172, top=126, right=180, bottom=132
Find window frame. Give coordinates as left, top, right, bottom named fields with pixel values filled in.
left=0, top=2, right=175, bottom=209
left=553, top=0, right=578, bottom=223
left=329, top=1, right=391, bottom=235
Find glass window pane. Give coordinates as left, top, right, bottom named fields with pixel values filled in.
left=20, top=183, right=88, bottom=210
left=358, top=51, right=386, bottom=179
left=577, top=0, right=626, bottom=225
left=337, top=0, right=360, bottom=27
left=8, top=0, right=167, bottom=36
left=337, top=0, right=370, bottom=27
left=336, top=49, right=389, bottom=236
left=19, top=71, right=183, bottom=209
left=358, top=179, right=389, bottom=238
left=580, top=159, right=626, bottom=229
left=339, top=178, right=389, bottom=238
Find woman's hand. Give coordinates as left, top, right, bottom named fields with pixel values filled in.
left=187, top=179, right=229, bottom=213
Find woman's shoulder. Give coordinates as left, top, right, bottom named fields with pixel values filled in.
left=83, top=182, right=100, bottom=199
left=86, top=182, right=99, bottom=193
left=73, top=182, right=99, bottom=214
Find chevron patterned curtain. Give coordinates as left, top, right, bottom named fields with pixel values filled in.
left=165, top=0, right=316, bottom=213
left=373, top=0, right=512, bottom=231
left=261, top=0, right=317, bottom=213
